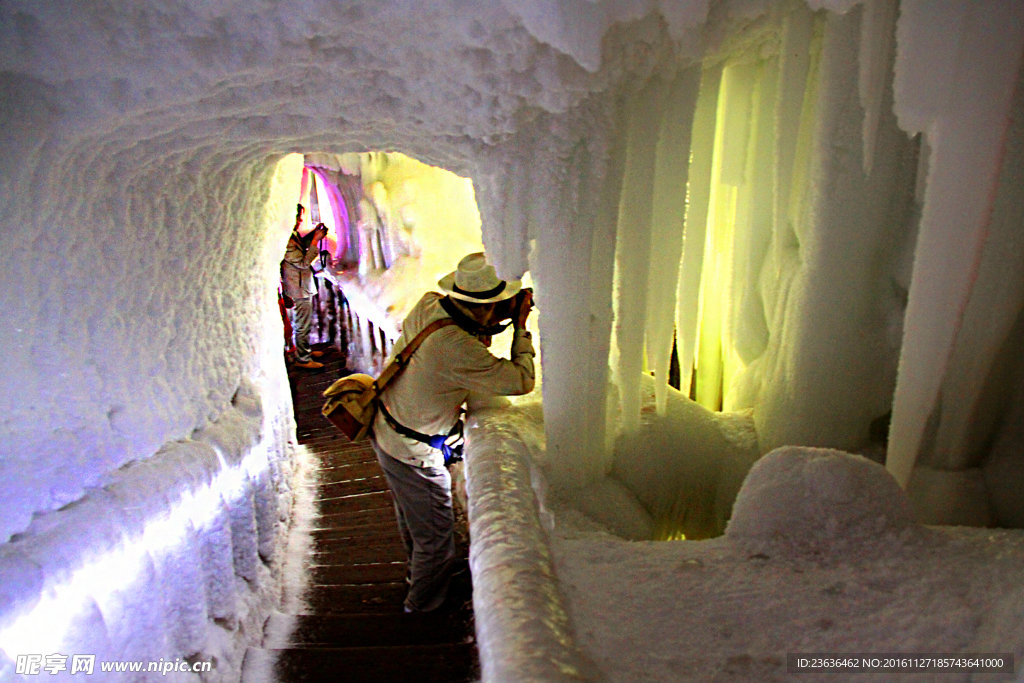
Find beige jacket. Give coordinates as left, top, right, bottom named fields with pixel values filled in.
left=282, top=232, right=320, bottom=299
left=374, top=292, right=536, bottom=468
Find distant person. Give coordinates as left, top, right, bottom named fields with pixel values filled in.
left=373, top=252, right=535, bottom=612
left=282, top=206, right=329, bottom=369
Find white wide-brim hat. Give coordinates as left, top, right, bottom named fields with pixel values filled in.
left=438, top=252, right=522, bottom=304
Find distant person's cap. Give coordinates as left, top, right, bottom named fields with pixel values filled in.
left=438, top=252, right=522, bottom=304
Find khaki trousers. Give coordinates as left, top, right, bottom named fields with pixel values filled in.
left=372, top=439, right=455, bottom=612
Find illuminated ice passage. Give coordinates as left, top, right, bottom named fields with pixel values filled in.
left=1, top=1, right=1024, bottom=681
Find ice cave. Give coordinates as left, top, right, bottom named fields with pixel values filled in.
left=2, top=0, right=1024, bottom=681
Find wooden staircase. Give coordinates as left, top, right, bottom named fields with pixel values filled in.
left=242, top=346, right=479, bottom=683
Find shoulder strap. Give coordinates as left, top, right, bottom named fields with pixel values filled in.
left=374, top=318, right=456, bottom=393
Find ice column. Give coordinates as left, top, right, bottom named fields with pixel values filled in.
left=644, top=67, right=701, bottom=416
left=858, top=0, right=898, bottom=174
left=770, top=2, right=811, bottom=264
left=478, top=145, right=532, bottom=281
left=613, top=78, right=668, bottom=433
left=485, top=103, right=624, bottom=486
left=729, top=56, right=777, bottom=393
left=933, top=71, right=1024, bottom=472
left=675, top=65, right=723, bottom=399
left=887, top=0, right=1024, bottom=487
left=693, top=62, right=757, bottom=411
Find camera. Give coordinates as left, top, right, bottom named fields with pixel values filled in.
left=493, top=287, right=533, bottom=324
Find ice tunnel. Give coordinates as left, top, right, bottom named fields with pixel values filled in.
left=2, top=0, right=1024, bottom=681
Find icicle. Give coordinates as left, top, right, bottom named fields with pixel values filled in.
left=497, top=151, right=532, bottom=279
left=773, top=3, right=813, bottom=253
left=887, top=0, right=1024, bottom=489
left=727, top=57, right=777, bottom=407
left=613, top=78, right=669, bottom=433
left=532, top=120, right=621, bottom=485
left=693, top=62, right=758, bottom=413
left=319, top=172, right=350, bottom=259
left=914, top=133, right=930, bottom=205
left=299, top=166, right=310, bottom=208
left=675, top=64, right=723, bottom=399
left=891, top=1, right=967, bottom=135
left=589, top=128, right=628, bottom=473
left=858, top=0, right=898, bottom=175
left=645, top=67, right=702, bottom=416
left=756, top=3, right=815, bottom=355
left=309, top=171, right=321, bottom=224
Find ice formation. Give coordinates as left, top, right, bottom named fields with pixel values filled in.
left=726, top=446, right=916, bottom=545
left=2, top=0, right=1024, bottom=679
left=466, top=386, right=1024, bottom=683
left=304, top=152, right=487, bottom=372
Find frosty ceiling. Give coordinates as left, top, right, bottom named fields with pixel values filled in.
left=1, top=0, right=1023, bottom=600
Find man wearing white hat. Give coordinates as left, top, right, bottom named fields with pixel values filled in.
left=373, top=252, right=535, bottom=612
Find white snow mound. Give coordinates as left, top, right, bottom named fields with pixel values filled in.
left=726, top=446, right=916, bottom=544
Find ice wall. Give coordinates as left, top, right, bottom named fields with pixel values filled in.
left=753, top=7, right=919, bottom=453
left=595, top=0, right=1024, bottom=527
left=0, top=382, right=293, bottom=681
left=501, top=104, right=626, bottom=487
left=903, top=24, right=1024, bottom=526
left=0, top=137, right=302, bottom=543
left=885, top=0, right=1024, bottom=511
left=605, top=3, right=918, bottom=458
left=472, top=17, right=696, bottom=486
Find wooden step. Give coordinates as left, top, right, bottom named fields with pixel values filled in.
left=243, top=643, right=478, bottom=683
left=317, top=491, right=393, bottom=515
left=319, top=448, right=378, bottom=465
left=263, top=612, right=473, bottom=648
left=296, top=434, right=372, bottom=450
left=316, top=507, right=396, bottom=528
left=302, top=582, right=407, bottom=614
left=313, top=530, right=404, bottom=547
left=309, top=562, right=406, bottom=585
left=312, top=538, right=405, bottom=559
left=313, top=521, right=402, bottom=541
left=310, top=460, right=384, bottom=481
left=308, top=543, right=406, bottom=565
left=313, top=476, right=389, bottom=498
left=299, top=434, right=372, bottom=448
left=306, top=449, right=377, bottom=464
left=315, top=452, right=379, bottom=469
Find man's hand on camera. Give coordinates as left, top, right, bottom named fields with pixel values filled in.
left=514, top=289, right=533, bottom=329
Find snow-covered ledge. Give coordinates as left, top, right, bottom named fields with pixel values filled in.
left=0, top=379, right=294, bottom=682
left=464, top=406, right=603, bottom=683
